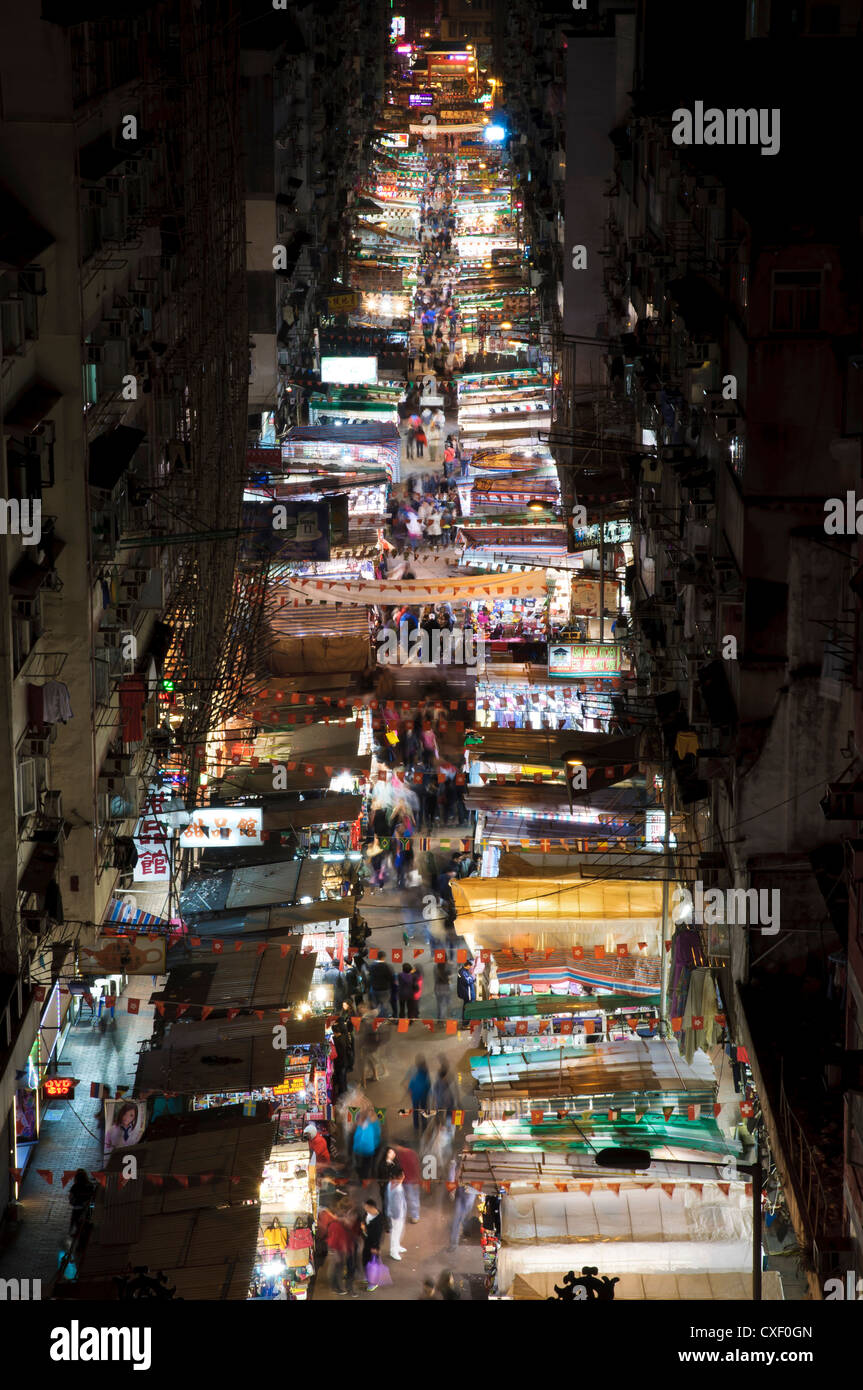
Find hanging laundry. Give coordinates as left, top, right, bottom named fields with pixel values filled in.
left=674, top=730, right=699, bottom=759
left=26, top=683, right=45, bottom=726
left=42, top=680, right=73, bottom=724
left=44, top=879, right=64, bottom=924
left=119, top=674, right=147, bottom=742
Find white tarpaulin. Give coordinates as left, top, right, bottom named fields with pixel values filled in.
left=498, top=1239, right=753, bottom=1289
left=501, top=1184, right=752, bottom=1246
left=274, top=571, right=551, bottom=606
left=497, top=1182, right=754, bottom=1292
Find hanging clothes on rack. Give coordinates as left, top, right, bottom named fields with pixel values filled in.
left=42, top=681, right=73, bottom=724
left=679, top=966, right=721, bottom=1065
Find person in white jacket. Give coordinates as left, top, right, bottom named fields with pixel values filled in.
left=387, top=1173, right=407, bottom=1259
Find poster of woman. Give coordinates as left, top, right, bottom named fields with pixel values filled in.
left=103, top=1099, right=147, bottom=1157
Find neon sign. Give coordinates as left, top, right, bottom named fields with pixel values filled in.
left=43, top=1077, right=76, bottom=1099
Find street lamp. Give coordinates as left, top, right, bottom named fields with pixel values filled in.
left=594, top=1145, right=763, bottom=1301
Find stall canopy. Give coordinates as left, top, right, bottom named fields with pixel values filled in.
left=241, top=900, right=355, bottom=934
left=262, top=793, right=363, bottom=831
left=496, top=1184, right=754, bottom=1291
left=274, top=570, right=551, bottom=606
left=213, top=760, right=370, bottom=799
left=135, top=1011, right=323, bottom=1095
left=152, top=935, right=316, bottom=1009
left=452, top=877, right=664, bottom=922
left=471, top=1040, right=715, bottom=1107
left=224, top=861, right=327, bottom=910
left=78, top=1105, right=275, bottom=1298
left=266, top=633, right=371, bottom=676
left=269, top=605, right=370, bottom=638
left=471, top=730, right=638, bottom=768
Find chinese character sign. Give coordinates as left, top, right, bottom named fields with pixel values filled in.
left=180, top=807, right=263, bottom=848
left=133, top=785, right=172, bottom=882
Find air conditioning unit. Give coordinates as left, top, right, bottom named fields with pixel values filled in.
left=98, top=628, right=123, bottom=648
left=105, top=752, right=134, bottom=774
left=24, top=733, right=51, bottom=757
left=119, top=581, right=140, bottom=601
left=822, top=782, right=863, bottom=820
left=115, top=603, right=133, bottom=624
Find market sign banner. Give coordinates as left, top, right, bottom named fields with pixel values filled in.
left=247, top=446, right=281, bottom=468
left=181, top=807, right=263, bottom=847
left=80, top=934, right=167, bottom=976
left=275, top=569, right=551, bottom=606
left=327, top=292, right=360, bottom=313
left=548, top=643, right=621, bottom=677
left=273, top=1076, right=306, bottom=1096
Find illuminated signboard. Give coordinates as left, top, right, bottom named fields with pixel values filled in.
left=181, top=806, right=263, bottom=847
left=548, top=643, right=622, bottom=678
left=389, top=15, right=405, bottom=39
left=409, top=92, right=434, bottom=107
left=320, top=355, right=378, bottom=385
left=43, top=1077, right=76, bottom=1099
left=326, top=291, right=360, bottom=313
left=273, top=1076, right=306, bottom=1096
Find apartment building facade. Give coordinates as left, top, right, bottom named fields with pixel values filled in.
left=0, top=0, right=249, bottom=1220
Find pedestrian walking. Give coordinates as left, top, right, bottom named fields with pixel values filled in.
left=361, top=1198, right=386, bottom=1290
left=457, top=958, right=477, bottom=1023
left=68, top=1168, right=95, bottom=1236
left=397, top=963, right=416, bottom=1018
left=406, top=1055, right=432, bottom=1134
left=327, top=1205, right=360, bottom=1295
left=432, top=1060, right=456, bottom=1122
left=448, top=1181, right=478, bottom=1251
left=434, top=958, right=451, bottom=1020
left=352, top=1106, right=381, bottom=1181
left=393, top=1143, right=422, bottom=1223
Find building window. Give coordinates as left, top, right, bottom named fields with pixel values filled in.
left=729, top=434, right=745, bottom=481
left=12, top=596, right=43, bottom=675
left=770, top=270, right=822, bottom=331
left=16, top=753, right=47, bottom=819
left=735, top=262, right=749, bottom=311
left=844, top=356, right=863, bottom=435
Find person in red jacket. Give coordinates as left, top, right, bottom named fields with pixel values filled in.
left=393, top=1142, right=422, bottom=1223
left=303, top=1122, right=331, bottom=1165
left=327, top=1203, right=360, bottom=1296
